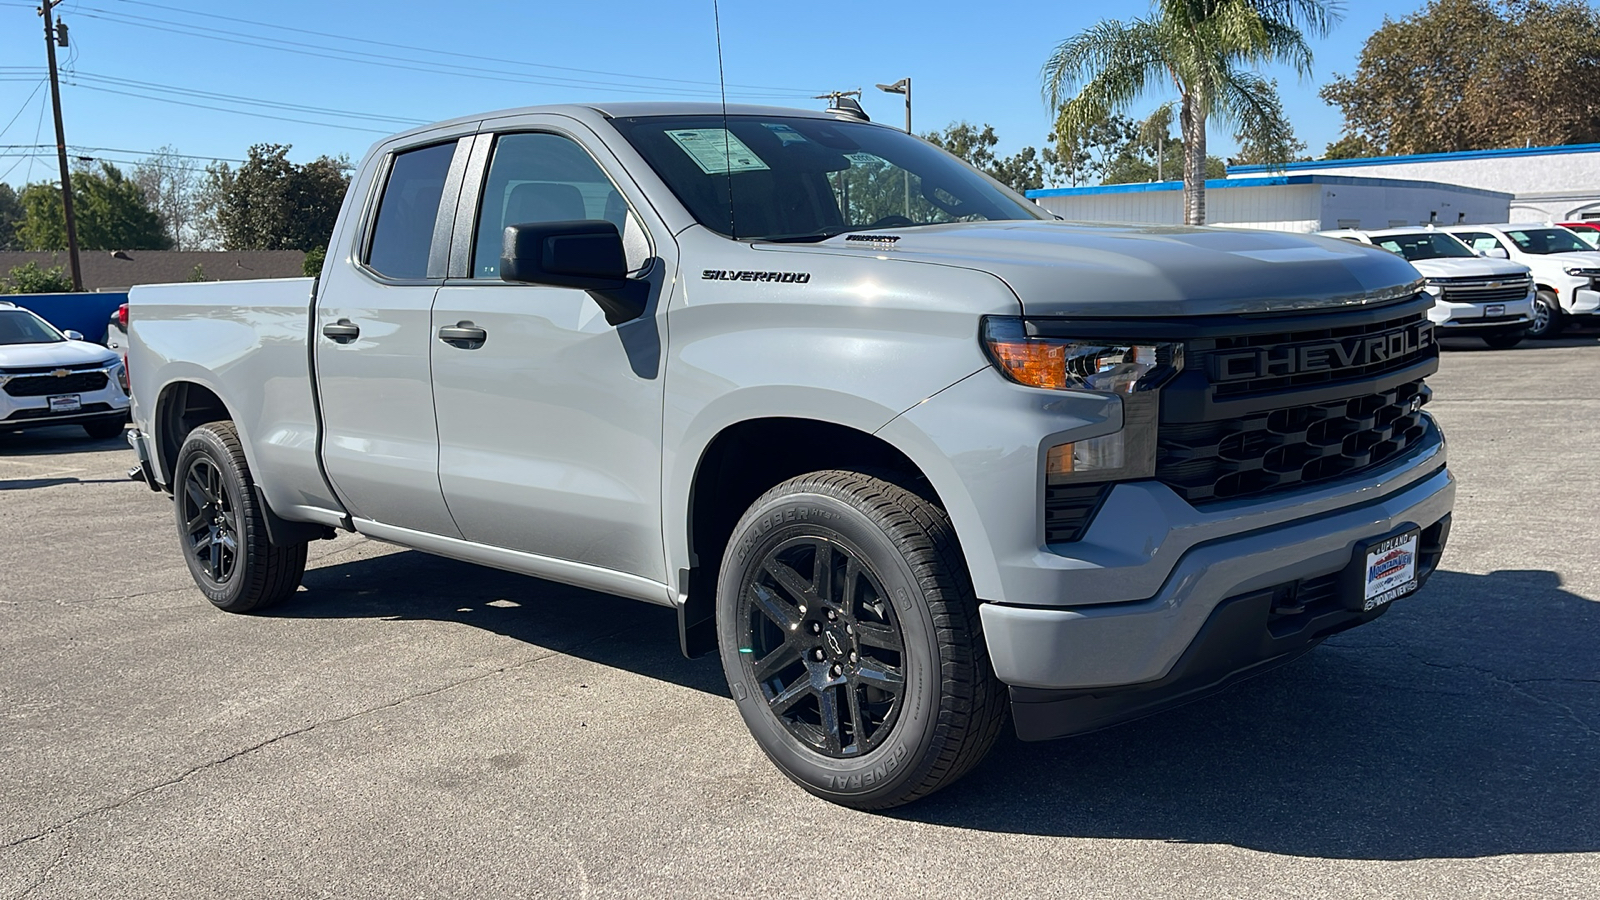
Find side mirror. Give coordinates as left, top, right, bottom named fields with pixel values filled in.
left=500, top=220, right=647, bottom=326
left=63, top=329, right=84, bottom=341
left=1481, top=247, right=1509, bottom=259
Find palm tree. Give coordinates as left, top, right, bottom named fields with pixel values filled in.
left=1043, top=0, right=1340, bottom=224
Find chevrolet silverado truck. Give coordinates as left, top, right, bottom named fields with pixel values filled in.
left=127, top=103, right=1455, bottom=809
left=1319, top=227, right=1534, bottom=348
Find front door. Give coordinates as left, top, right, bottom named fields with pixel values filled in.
left=430, top=123, right=672, bottom=583
left=316, top=135, right=468, bottom=537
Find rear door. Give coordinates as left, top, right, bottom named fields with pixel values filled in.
left=428, top=117, right=673, bottom=584
left=315, top=130, right=472, bottom=537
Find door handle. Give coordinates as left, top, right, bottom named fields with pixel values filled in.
left=438, top=322, right=488, bottom=349
left=322, top=319, right=360, bottom=343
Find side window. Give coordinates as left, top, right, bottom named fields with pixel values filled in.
left=471, top=132, right=649, bottom=279
left=365, top=141, right=457, bottom=280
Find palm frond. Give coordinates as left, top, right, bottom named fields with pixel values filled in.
left=1041, top=18, right=1165, bottom=109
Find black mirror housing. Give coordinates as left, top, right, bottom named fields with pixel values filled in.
left=499, top=220, right=649, bottom=326
left=501, top=220, right=628, bottom=290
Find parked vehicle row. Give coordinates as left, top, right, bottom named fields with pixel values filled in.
left=1441, top=224, right=1600, bottom=338
left=0, top=301, right=131, bottom=439
left=125, top=102, right=1455, bottom=808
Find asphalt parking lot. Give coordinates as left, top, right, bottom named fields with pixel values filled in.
left=3, top=333, right=1598, bottom=900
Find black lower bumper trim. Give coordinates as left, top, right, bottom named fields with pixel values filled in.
left=1010, top=513, right=1452, bottom=741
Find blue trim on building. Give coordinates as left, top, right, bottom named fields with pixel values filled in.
left=1228, top=142, right=1600, bottom=176
left=1026, top=174, right=1511, bottom=201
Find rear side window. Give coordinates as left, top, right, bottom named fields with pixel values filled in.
left=366, top=142, right=457, bottom=279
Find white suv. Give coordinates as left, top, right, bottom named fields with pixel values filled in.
left=1319, top=227, right=1535, bottom=349
left=0, top=301, right=130, bottom=440
left=1440, top=224, right=1600, bottom=337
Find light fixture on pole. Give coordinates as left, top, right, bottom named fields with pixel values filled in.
left=876, top=78, right=912, bottom=217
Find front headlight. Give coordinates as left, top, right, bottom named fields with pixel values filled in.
left=1562, top=266, right=1599, bottom=276
left=982, top=317, right=1176, bottom=484
left=980, top=317, right=1183, bottom=393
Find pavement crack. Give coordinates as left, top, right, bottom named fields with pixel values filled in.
left=11, top=831, right=70, bottom=900
left=0, top=624, right=637, bottom=853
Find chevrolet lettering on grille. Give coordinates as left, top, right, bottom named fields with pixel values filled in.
left=1211, top=321, right=1434, bottom=382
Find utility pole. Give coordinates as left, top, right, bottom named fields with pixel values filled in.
left=39, top=0, right=82, bottom=292
left=876, top=78, right=912, bottom=217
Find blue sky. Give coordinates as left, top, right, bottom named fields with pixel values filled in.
left=0, top=1, right=1581, bottom=188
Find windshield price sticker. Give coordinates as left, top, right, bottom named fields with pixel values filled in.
left=1363, top=530, right=1420, bottom=611
left=762, top=123, right=809, bottom=145
left=666, top=129, right=769, bottom=175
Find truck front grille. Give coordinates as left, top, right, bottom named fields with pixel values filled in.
left=1155, top=379, right=1431, bottom=504
left=1186, top=308, right=1432, bottom=399
left=4, top=371, right=109, bottom=397
left=1434, top=274, right=1532, bottom=305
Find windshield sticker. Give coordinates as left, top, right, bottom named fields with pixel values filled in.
left=666, top=129, right=770, bottom=175
left=762, top=123, right=809, bottom=145
left=848, top=151, right=886, bottom=166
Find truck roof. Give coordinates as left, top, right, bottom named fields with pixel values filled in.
left=383, top=102, right=880, bottom=144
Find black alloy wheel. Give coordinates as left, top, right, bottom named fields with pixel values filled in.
left=716, top=470, right=1006, bottom=809
left=737, top=535, right=907, bottom=758
left=180, top=455, right=240, bottom=586
left=172, top=421, right=307, bottom=612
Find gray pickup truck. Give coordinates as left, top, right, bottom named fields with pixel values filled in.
left=128, top=102, right=1455, bottom=809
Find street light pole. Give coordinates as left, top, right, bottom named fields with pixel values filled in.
left=876, top=78, right=912, bottom=218
left=39, top=0, right=82, bottom=292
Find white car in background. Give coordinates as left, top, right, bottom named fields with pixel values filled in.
left=0, top=301, right=130, bottom=440
left=1440, top=223, right=1600, bottom=338
left=1319, top=227, right=1535, bottom=349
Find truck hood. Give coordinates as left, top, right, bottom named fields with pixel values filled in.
left=763, top=221, right=1424, bottom=316
left=1408, top=257, right=1531, bottom=279
left=0, top=339, right=120, bottom=369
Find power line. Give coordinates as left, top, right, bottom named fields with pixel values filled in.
left=67, top=7, right=819, bottom=100
left=0, top=79, right=48, bottom=142
left=104, top=0, right=825, bottom=96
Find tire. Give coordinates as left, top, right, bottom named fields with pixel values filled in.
left=82, top=418, right=126, bottom=440
left=1528, top=290, right=1562, bottom=338
left=715, top=470, right=1005, bottom=809
left=1482, top=331, right=1525, bottom=350
left=173, top=421, right=307, bottom=613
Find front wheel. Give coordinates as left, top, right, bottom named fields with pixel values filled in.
left=716, top=470, right=1005, bottom=809
left=1528, top=291, right=1562, bottom=338
left=173, top=421, right=307, bottom=613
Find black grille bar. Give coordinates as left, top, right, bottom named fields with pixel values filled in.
left=4, top=371, right=110, bottom=397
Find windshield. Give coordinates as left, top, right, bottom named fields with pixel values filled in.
left=0, top=308, right=65, bottom=346
left=1375, top=233, right=1476, bottom=261
left=610, top=114, right=1049, bottom=241
left=1503, top=227, right=1593, bottom=254
left=1566, top=224, right=1600, bottom=248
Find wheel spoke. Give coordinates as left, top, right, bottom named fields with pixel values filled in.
left=185, top=508, right=208, bottom=534
left=752, top=640, right=802, bottom=680
left=767, top=674, right=812, bottom=716
left=855, top=663, right=904, bottom=694
left=748, top=582, right=802, bottom=632
left=811, top=542, right=833, bottom=603
left=817, top=683, right=844, bottom=754
left=841, top=556, right=860, bottom=612
left=184, top=477, right=208, bottom=514
left=844, top=682, right=864, bottom=749
left=208, top=531, right=223, bottom=577
left=192, top=531, right=213, bottom=556
left=855, top=620, right=902, bottom=652
left=762, top=558, right=814, bottom=606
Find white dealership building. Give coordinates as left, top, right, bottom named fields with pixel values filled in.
left=1026, top=141, right=1600, bottom=232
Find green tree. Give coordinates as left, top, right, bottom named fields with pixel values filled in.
left=302, top=246, right=326, bottom=278
left=203, top=144, right=351, bottom=251
left=0, top=183, right=22, bottom=250
left=4, top=261, right=74, bottom=294
left=922, top=122, right=1065, bottom=193
left=1321, top=0, right=1600, bottom=156
left=1043, top=0, right=1339, bottom=224
left=15, top=163, right=172, bottom=251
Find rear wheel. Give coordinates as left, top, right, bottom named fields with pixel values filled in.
left=1528, top=291, right=1562, bottom=338
left=173, top=421, right=307, bottom=612
left=716, top=470, right=1005, bottom=809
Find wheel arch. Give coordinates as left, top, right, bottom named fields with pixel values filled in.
left=153, top=377, right=239, bottom=491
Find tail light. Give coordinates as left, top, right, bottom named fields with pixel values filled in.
left=117, top=303, right=129, bottom=329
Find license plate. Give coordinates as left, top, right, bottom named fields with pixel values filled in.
left=1362, top=529, right=1420, bottom=611
left=1485, top=304, right=1505, bottom=316
left=48, top=394, right=81, bottom=413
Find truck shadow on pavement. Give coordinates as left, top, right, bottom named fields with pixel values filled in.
left=278, top=556, right=1596, bottom=861
left=899, top=568, right=1600, bottom=861
left=0, top=425, right=129, bottom=456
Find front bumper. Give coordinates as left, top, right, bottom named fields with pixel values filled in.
left=974, top=414, right=1453, bottom=739
left=0, top=366, right=130, bottom=428
left=1429, top=293, right=1533, bottom=331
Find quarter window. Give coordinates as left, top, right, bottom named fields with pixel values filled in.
left=366, top=142, right=457, bottom=280
left=471, top=132, right=648, bottom=279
